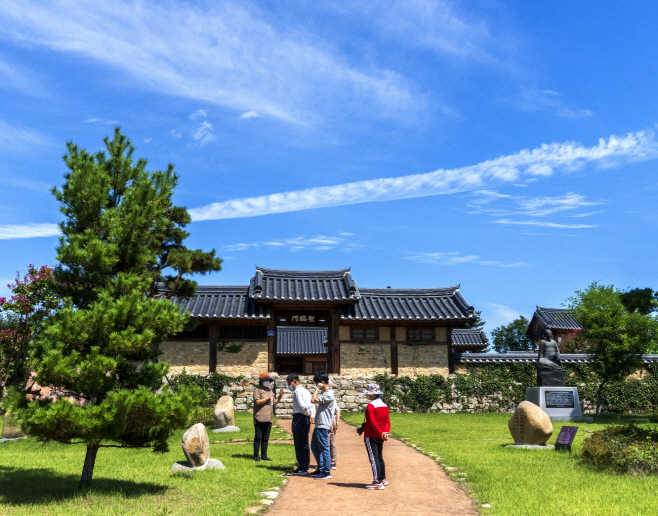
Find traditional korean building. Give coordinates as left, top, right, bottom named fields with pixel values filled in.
left=526, top=306, right=581, bottom=346
left=162, top=267, right=478, bottom=377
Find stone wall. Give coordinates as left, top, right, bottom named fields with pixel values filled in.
left=398, top=343, right=449, bottom=376
left=160, top=341, right=209, bottom=375
left=340, top=343, right=391, bottom=376
left=160, top=340, right=267, bottom=376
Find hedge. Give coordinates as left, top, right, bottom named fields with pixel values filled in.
left=374, top=363, right=658, bottom=414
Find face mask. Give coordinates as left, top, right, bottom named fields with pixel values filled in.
left=288, top=385, right=295, bottom=392
left=317, top=384, right=324, bottom=391
left=263, top=381, right=271, bottom=388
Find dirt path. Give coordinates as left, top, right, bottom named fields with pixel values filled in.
left=268, top=419, right=478, bottom=516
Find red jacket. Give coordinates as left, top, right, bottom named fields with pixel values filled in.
left=364, top=398, right=390, bottom=439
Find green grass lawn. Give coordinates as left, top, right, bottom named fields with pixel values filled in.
left=0, top=413, right=295, bottom=516
left=342, top=412, right=658, bottom=516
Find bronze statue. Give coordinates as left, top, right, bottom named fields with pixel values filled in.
left=536, top=330, right=565, bottom=387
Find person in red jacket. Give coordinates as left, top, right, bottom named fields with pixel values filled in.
left=362, top=383, right=390, bottom=490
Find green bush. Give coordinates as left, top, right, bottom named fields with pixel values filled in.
left=582, top=424, right=658, bottom=475
left=374, top=373, right=445, bottom=412
left=168, top=372, right=242, bottom=407
left=186, top=405, right=215, bottom=427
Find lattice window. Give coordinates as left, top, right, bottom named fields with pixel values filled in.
left=351, top=327, right=378, bottom=340
left=408, top=328, right=434, bottom=342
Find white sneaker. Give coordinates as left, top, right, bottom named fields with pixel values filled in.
left=366, top=482, right=384, bottom=490
left=381, top=478, right=389, bottom=486
left=331, top=466, right=337, bottom=470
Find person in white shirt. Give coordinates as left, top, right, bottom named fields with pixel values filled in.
left=286, top=373, right=316, bottom=475
left=329, top=381, right=340, bottom=470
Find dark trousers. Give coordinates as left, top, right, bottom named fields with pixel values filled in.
left=254, top=420, right=272, bottom=458
left=365, top=437, right=386, bottom=483
left=292, top=413, right=311, bottom=471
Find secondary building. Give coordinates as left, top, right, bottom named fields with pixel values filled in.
left=162, top=266, right=478, bottom=377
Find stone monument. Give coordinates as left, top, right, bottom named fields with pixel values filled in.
left=506, top=401, right=553, bottom=449
left=213, top=395, right=240, bottom=433
left=2, top=413, right=27, bottom=439
left=172, top=423, right=225, bottom=472
left=525, top=330, right=593, bottom=422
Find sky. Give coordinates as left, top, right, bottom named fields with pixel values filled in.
left=0, top=0, right=657, bottom=338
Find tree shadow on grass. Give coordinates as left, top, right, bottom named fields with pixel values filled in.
left=0, top=466, right=167, bottom=506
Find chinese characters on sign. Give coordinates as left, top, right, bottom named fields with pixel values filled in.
left=291, top=315, right=315, bottom=323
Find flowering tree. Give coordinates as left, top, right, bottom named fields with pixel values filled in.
left=0, top=265, right=59, bottom=399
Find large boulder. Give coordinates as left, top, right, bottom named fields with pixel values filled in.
left=508, top=401, right=553, bottom=445
left=2, top=413, right=26, bottom=439
left=181, top=423, right=210, bottom=467
left=213, top=396, right=240, bottom=432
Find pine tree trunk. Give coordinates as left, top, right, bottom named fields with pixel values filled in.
left=595, top=382, right=606, bottom=415
left=79, top=443, right=100, bottom=488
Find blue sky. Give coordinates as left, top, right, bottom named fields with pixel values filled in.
left=1, top=1, right=657, bottom=336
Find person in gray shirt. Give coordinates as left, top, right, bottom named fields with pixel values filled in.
left=310, top=371, right=335, bottom=479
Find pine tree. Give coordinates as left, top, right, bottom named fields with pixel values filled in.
left=5, top=129, right=219, bottom=487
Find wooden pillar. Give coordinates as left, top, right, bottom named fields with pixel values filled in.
left=447, top=327, right=454, bottom=374
left=390, top=325, right=399, bottom=376
left=329, top=307, right=341, bottom=374
left=209, top=323, right=218, bottom=373
left=267, top=309, right=277, bottom=373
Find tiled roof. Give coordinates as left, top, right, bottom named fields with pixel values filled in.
left=277, top=326, right=328, bottom=355
left=341, top=287, right=476, bottom=321
left=534, top=307, right=581, bottom=330
left=171, top=286, right=268, bottom=320
left=452, top=329, right=489, bottom=351
left=454, top=352, right=658, bottom=364
left=248, top=267, right=359, bottom=302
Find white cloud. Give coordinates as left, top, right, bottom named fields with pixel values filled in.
left=493, top=219, right=597, bottom=229
left=83, top=117, right=118, bottom=125
left=516, top=193, right=601, bottom=217
left=557, top=108, right=593, bottom=118
left=406, top=251, right=526, bottom=267
left=0, top=223, right=60, bottom=239
left=221, top=234, right=360, bottom=253
left=239, top=111, right=259, bottom=119
left=0, top=1, right=419, bottom=126
left=0, top=119, right=51, bottom=151
left=190, top=109, right=207, bottom=120
left=193, top=121, right=216, bottom=146
left=0, top=57, right=49, bottom=96
left=484, top=302, right=528, bottom=335
left=170, top=129, right=182, bottom=138
left=143, top=137, right=152, bottom=143
left=189, top=130, right=658, bottom=220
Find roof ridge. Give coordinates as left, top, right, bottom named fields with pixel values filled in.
left=255, top=266, right=351, bottom=277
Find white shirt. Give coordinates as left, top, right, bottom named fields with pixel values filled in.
left=292, top=385, right=316, bottom=417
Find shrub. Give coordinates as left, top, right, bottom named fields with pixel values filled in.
left=186, top=405, right=215, bottom=427
left=581, top=424, right=658, bottom=475
left=168, top=372, right=242, bottom=407
left=374, top=373, right=445, bottom=412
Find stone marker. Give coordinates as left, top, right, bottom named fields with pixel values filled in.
left=213, top=395, right=240, bottom=433
left=2, top=413, right=26, bottom=439
left=508, top=401, right=553, bottom=445
left=182, top=423, right=210, bottom=467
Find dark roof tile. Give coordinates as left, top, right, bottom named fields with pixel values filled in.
left=248, top=267, right=360, bottom=302
left=277, top=326, right=328, bottom=355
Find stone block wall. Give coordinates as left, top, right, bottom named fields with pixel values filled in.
left=160, top=341, right=209, bottom=375
left=398, top=343, right=449, bottom=376
left=340, top=343, right=391, bottom=376
left=160, top=340, right=267, bottom=376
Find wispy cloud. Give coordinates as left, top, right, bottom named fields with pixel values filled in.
left=189, top=109, right=207, bottom=120
left=190, top=130, right=658, bottom=220
left=493, top=219, right=597, bottom=229
left=516, top=193, right=601, bottom=217
left=406, top=251, right=527, bottom=267
left=83, top=117, right=119, bottom=125
left=221, top=234, right=361, bottom=253
left=193, top=121, right=216, bottom=146
left=0, top=56, right=49, bottom=96
left=512, top=88, right=593, bottom=118
left=0, top=119, right=51, bottom=151
left=239, top=111, right=259, bottom=119
left=0, top=223, right=60, bottom=240
left=169, top=129, right=182, bottom=138
left=0, top=1, right=419, bottom=126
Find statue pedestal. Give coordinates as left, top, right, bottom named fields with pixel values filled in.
left=525, top=387, right=593, bottom=422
